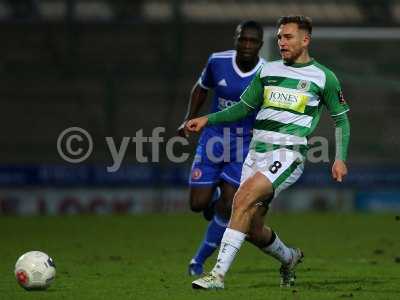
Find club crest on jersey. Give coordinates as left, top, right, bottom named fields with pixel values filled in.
left=191, top=168, right=202, bottom=180
left=297, top=80, right=310, bottom=91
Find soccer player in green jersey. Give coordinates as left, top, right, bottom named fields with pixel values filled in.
left=187, top=15, right=350, bottom=289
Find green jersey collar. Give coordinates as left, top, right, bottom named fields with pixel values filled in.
left=284, top=58, right=315, bottom=68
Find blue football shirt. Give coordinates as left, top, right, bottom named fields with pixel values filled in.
left=198, top=50, right=266, bottom=137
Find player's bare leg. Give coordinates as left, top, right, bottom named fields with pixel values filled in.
left=189, top=187, right=215, bottom=213
left=228, top=172, right=273, bottom=233
left=245, top=205, right=273, bottom=248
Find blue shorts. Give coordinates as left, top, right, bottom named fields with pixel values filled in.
left=189, top=127, right=251, bottom=188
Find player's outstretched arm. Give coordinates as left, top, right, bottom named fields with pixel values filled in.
left=331, top=113, right=350, bottom=182
left=177, top=84, right=208, bottom=137
left=186, top=99, right=255, bottom=133
left=185, top=67, right=263, bottom=133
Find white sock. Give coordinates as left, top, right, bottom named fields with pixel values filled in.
left=211, top=228, right=246, bottom=277
left=262, top=232, right=292, bottom=264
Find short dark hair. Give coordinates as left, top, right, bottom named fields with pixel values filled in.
left=236, top=20, right=264, bottom=40
left=277, top=15, right=312, bottom=35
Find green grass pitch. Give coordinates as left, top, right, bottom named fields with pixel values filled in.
left=0, top=213, right=399, bottom=299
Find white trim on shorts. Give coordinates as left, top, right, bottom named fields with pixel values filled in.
left=220, top=172, right=240, bottom=187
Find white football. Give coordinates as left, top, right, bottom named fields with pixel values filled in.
left=15, top=251, right=56, bottom=290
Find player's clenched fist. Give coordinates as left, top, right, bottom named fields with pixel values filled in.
left=185, top=116, right=209, bottom=132
left=331, top=160, right=348, bottom=182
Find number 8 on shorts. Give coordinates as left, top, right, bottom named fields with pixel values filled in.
left=241, top=148, right=305, bottom=200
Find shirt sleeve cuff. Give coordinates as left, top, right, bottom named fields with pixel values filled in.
left=198, top=79, right=211, bottom=90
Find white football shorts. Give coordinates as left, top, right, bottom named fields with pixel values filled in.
left=241, top=148, right=305, bottom=201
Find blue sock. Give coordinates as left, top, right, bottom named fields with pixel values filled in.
left=192, top=214, right=228, bottom=265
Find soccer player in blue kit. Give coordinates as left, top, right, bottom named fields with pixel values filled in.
left=178, top=20, right=266, bottom=276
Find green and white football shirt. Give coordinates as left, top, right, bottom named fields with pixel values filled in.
left=240, top=59, right=349, bottom=154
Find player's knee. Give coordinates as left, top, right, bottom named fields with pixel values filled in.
left=232, top=189, right=254, bottom=215
left=189, top=195, right=208, bottom=212
left=189, top=198, right=203, bottom=212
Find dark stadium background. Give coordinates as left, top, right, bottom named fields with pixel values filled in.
left=1, top=1, right=400, bottom=299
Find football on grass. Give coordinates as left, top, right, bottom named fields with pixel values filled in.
left=15, top=251, right=56, bottom=290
